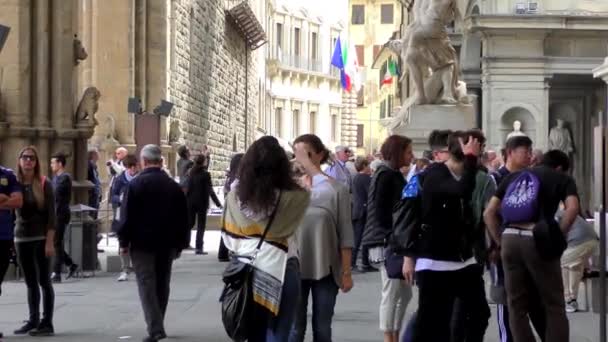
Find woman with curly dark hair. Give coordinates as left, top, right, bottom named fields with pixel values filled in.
left=289, top=134, right=354, bottom=342
left=221, top=136, right=310, bottom=342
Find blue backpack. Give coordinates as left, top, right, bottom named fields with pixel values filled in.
left=501, top=171, right=541, bottom=223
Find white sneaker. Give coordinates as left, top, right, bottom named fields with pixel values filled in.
left=566, top=300, right=578, bottom=313
left=117, top=272, right=129, bottom=282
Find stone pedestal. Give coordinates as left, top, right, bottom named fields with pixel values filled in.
left=390, top=104, right=476, bottom=155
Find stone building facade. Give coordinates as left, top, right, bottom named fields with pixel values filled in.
left=349, top=0, right=403, bottom=155
left=0, top=0, right=267, bottom=189
left=264, top=0, right=350, bottom=150
left=393, top=0, right=608, bottom=211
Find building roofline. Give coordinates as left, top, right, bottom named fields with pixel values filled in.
left=465, top=14, right=608, bottom=33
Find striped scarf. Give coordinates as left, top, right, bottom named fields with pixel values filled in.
left=221, top=190, right=310, bottom=315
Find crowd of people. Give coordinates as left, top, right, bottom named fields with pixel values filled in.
left=0, top=123, right=599, bottom=342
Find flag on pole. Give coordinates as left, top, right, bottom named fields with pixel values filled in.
left=345, top=43, right=361, bottom=92
left=331, top=37, right=361, bottom=92
left=382, top=59, right=399, bottom=86
left=331, top=37, right=350, bottom=91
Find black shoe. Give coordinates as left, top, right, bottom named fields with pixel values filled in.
left=51, top=273, right=62, bottom=283
left=67, top=264, right=79, bottom=279
left=142, top=331, right=167, bottom=342
left=14, top=321, right=38, bottom=335
left=195, top=250, right=208, bottom=255
left=218, top=257, right=230, bottom=262
left=28, top=322, right=54, bottom=336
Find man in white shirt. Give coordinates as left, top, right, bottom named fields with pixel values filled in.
left=325, top=146, right=353, bottom=191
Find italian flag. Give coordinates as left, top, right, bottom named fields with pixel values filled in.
left=331, top=37, right=361, bottom=92
left=382, top=59, right=399, bottom=86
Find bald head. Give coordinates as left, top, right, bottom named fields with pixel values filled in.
left=115, top=147, right=128, bottom=161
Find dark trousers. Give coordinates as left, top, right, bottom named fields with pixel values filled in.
left=250, top=258, right=301, bottom=342
left=402, top=311, right=417, bottom=342
left=53, top=221, right=74, bottom=274
left=289, top=275, right=339, bottom=342
left=131, top=248, right=176, bottom=337
left=352, top=217, right=370, bottom=268
left=413, top=265, right=490, bottom=342
left=189, top=210, right=207, bottom=251
left=16, top=240, right=55, bottom=324
left=0, top=240, right=12, bottom=295
left=502, top=234, right=568, bottom=342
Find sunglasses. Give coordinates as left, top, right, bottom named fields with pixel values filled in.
left=20, top=155, right=37, bottom=162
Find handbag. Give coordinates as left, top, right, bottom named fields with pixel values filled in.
left=384, top=247, right=405, bottom=280
left=219, top=192, right=282, bottom=341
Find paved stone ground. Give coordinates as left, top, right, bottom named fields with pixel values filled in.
left=0, top=232, right=601, bottom=342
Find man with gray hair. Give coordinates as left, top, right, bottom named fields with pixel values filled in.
left=116, top=144, right=189, bottom=342
left=325, top=145, right=353, bottom=190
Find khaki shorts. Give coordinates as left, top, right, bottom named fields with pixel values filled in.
left=561, top=240, right=598, bottom=268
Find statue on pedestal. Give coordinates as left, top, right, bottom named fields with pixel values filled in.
left=548, top=119, right=574, bottom=154
left=506, top=120, right=527, bottom=141
left=391, top=0, right=463, bottom=106
left=386, top=0, right=471, bottom=132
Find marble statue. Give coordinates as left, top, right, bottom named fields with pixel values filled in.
left=506, top=120, right=527, bottom=141
left=73, top=34, right=88, bottom=66
left=548, top=119, right=574, bottom=154
left=75, top=87, right=100, bottom=125
left=392, top=0, right=461, bottom=106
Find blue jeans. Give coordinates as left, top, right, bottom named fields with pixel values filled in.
left=289, top=274, right=339, bottom=342
left=250, top=258, right=301, bottom=342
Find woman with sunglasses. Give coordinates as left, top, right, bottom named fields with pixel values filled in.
left=13, top=146, right=57, bottom=336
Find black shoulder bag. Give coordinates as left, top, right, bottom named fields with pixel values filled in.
left=219, top=192, right=282, bottom=342
left=533, top=201, right=567, bottom=261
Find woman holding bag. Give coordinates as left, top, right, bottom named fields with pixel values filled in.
left=361, top=135, right=415, bottom=342
left=221, top=136, right=310, bottom=342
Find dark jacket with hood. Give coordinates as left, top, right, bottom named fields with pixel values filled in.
left=392, top=155, right=480, bottom=262
left=361, top=163, right=405, bottom=248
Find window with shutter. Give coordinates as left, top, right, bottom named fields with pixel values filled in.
left=381, top=4, right=394, bottom=24
left=356, top=124, right=364, bottom=147
left=373, top=45, right=381, bottom=61
left=357, top=85, right=365, bottom=107
left=356, top=45, right=365, bottom=66
left=275, top=108, right=282, bottom=137
left=352, top=5, right=365, bottom=25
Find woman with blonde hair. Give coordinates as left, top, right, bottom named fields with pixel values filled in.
left=13, top=146, right=57, bottom=336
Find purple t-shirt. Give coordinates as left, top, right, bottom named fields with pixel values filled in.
left=0, top=167, right=21, bottom=240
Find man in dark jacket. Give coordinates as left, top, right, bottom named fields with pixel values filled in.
left=351, top=157, right=374, bottom=272
left=50, top=153, right=78, bottom=283
left=116, top=145, right=189, bottom=342
left=87, top=149, right=101, bottom=219
left=0, top=159, right=23, bottom=340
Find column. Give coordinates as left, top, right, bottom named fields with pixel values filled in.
left=50, top=0, right=75, bottom=130
left=32, top=0, right=51, bottom=128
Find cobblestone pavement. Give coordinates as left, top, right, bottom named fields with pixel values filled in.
left=0, top=232, right=600, bottom=341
